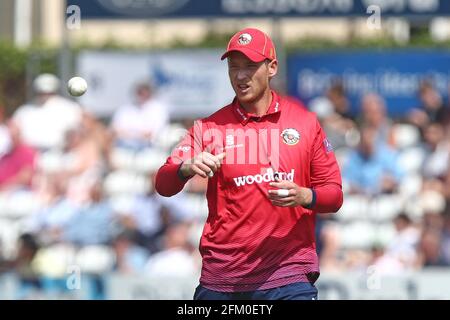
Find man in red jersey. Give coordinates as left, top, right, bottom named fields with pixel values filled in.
left=155, top=28, right=343, bottom=300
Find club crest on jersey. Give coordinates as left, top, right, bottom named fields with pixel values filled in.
left=281, top=128, right=300, bottom=145
left=177, top=145, right=191, bottom=152
left=238, top=33, right=252, bottom=45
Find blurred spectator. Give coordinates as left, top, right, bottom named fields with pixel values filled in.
left=444, top=169, right=450, bottom=210
left=25, top=175, right=79, bottom=245
left=359, top=93, right=394, bottom=146
left=441, top=217, right=450, bottom=265
left=309, top=96, right=356, bottom=150
left=417, top=229, right=447, bottom=267
left=117, top=193, right=165, bottom=252
left=13, top=234, right=42, bottom=299
left=310, top=80, right=357, bottom=150
left=409, top=80, right=450, bottom=128
left=369, top=245, right=404, bottom=275
left=343, top=126, right=403, bottom=195
left=420, top=123, right=449, bottom=180
left=416, top=189, right=448, bottom=267
left=326, top=80, right=353, bottom=121
left=13, top=74, right=82, bottom=151
left=80, top=111, right=113, bottom=168
left=385, top=213, right=420, bottom=271
left=316, top=215, right=342, bottom=272
left=111, top=82, right=169, bottom=150
left=63, top=182, right=115, bottom=246
left=0, top=121, right=36, bottom=191
left=0, top=233, right=43, bottom=298
left=144, top=222, right=197, bottom=278
left=0, top=105, right=12, bottom=159
left=60, top=125, right=105, bottom=205
left=112, top=230, right=149, bottom=274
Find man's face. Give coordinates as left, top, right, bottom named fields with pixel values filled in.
left=227, top=51, right=277, bottom=105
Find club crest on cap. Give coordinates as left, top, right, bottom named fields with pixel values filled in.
left=281, top=128, right=300, bottom=145
left=238, top=33, right=252, bottom=45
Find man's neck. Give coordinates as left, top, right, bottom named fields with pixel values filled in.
left=240, top=89, right=273, bottom=117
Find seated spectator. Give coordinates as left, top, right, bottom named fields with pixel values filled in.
left=13, top=234, right=42, bottom=299
left=0, top=105, right=12, bottom=159
left=441, top=216, right=450, bottom=265
left=13, top=74, right=82, bottom=151
left=60, top=125, right=105, bottom=205
left=359, top=93, right=394, bottom=146
left=0, top=121, right=36, bottom=191
left=309, top=96, right=356, bottom=150
left=25, top=175, right=79, bottom=245
left=385, top=213, right=420, bottom=271
left=144, top=222, right=197, bottom=278
left=326, top=79, right=353, bottom=121
left=63, top=183, right=115, bottom=246
left=112, top=230, right=150, bottom=274
left=80, top=111, right=113, bottom=168
left=111, top=82, right=169, bottom=150
left=316, top=214, right=343, bottom=272
left=343, top=126, right=403, bottom=195
left=116, top=195, right=165, bottom=252
left=420, top=123, right=449, bottom=180
left=116, top=172, right=167, bottom=252
left=409, top=79, right=449, bottom=128
left=369, top=245, right=404, bottom=276
left=417, top=229, right=448, bottom=267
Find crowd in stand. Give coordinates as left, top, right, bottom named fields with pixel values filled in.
left=0, top=73, right=449, bottom=298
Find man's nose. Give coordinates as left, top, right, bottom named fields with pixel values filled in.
left=236, top=70, right=248, bottom=81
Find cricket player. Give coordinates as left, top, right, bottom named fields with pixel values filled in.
left=155, top=28, right=343, bottom=300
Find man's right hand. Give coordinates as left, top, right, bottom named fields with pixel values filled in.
left=179, top=152, right=226, bottom=179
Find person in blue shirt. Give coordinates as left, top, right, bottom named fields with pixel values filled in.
left=344, top=126, right=403, bottom=196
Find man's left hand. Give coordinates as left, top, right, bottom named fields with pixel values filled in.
left=268, top=181, right=313, bottom=208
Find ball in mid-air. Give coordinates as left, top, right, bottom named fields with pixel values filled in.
left=67, top=76, right=87, bottom=97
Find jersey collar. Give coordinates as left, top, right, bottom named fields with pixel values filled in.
left=232, top=91, right=281, bottom=125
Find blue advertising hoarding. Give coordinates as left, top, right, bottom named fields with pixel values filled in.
left=287, top=50, right=450, bottom=117
left=67, top=0, right=450, bottom=19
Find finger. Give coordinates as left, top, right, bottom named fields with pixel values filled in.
left=194, top=162, right=213, bottom=176
left=191, top=166, right=207, bottom=178
left=209, top=152, right=226, bottom=168
left=201, top=157, right=218, bottom=172
left=216, top=152, right=226, bottom=161
left=268, top=189, right=294, bottom=198
left=203, top=153, right=222, bottom=170
left=268, top=193, right=296, bottom=201
left=269, top=181, right=293, bottom=189
left=271, top=200, right=296, bottom=207
left=268, top=195, right=296, bottom=203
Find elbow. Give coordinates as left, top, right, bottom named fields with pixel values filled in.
left=313, top=184, right=344, bottom=214
left=154, top=174, right=174, bottom=197
left=333, top=189, right=344, bottom=213
left=154, top=165, right=185, bottom=197
left=326, top=185, right=343, bottom=213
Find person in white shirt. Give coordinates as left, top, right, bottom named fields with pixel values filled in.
left=13, top=74, right=82, bottom=151
left=145, top=222, right=197, bottom=278
left=111, top=82, right=169, bottom=150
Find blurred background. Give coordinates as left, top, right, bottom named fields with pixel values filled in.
left=1, top=0, right=450, bottom=299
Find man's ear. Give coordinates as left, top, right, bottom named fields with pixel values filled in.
left=268, top=59, right=278, bottom=79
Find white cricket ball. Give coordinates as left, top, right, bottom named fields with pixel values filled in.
left=67, top=76, right=87, bottom=97
left=207, top=171, right=214, bottom=178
